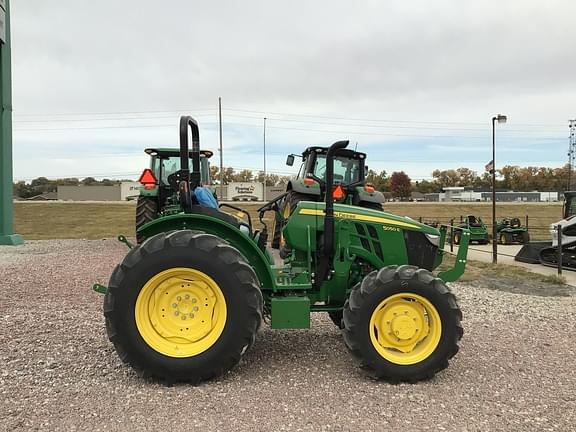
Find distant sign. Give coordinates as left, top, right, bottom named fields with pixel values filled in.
left=227, top=182, right=263, bottom=201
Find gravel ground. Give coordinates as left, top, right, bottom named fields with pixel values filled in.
left=1, top=239, right=575, bottom=431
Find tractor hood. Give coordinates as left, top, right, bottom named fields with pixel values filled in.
left=296, top=201, right=440, bottom=235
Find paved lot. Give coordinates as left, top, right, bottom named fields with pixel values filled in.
left=447, top=243, right=576, bottom=286
left=1, top=240, right=575, bottom=431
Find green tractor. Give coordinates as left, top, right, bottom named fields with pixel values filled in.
left=496, top=217, right=530, bottom=245
left=453, top=215, right=489, bottom=245
left=271, top=146, right=385, bottom=248
left=135, top=147, right=214, bottom=243
left=95, top=116, right=470, bottom=384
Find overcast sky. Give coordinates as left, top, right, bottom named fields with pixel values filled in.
left=10, top=0, right=576, bottom=182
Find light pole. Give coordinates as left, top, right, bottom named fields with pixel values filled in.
left=263, top=117, right=267, bottom=202
left=0, top=0, right=23, bottom=245
left=218, top=97, right=224, bottom=200
left=492, top=114, right=507, bottom=264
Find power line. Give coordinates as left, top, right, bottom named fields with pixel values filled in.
left=14, top=119, right=567, bottom=141
left=225, top=108, right=568, bottom=128
left=13, top=113, right=217, bottom=124
left=14, top=107, right=217, bottom=118
left=14, top=106, right=567, bottom=129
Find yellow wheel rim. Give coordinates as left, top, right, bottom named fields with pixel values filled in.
left=135, top=268, right=227, bottom=358
left=500, top=234, right=506, bottom=244
left=369, top=293, right=441, bottom=365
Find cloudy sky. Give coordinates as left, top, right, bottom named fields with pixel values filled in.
left=10, top=0, right=576, bottom=182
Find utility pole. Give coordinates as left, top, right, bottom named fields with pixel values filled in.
left=0, top=0, right=23, bottom=245
left=491, top=114, right=507, bottom=264
left=218, top=97, right=224, bottom=200
left=263, top=117, right=267, bottom=202
left=566, top=120, right=576, bottom=190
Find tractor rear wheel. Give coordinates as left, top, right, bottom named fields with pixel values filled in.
left=104, top=231, right=263, bottom=384
left=328, top=311, right=344, bottom=329
left=342, top=265, right=463, bottom=382
left=135, top=196, right=158, bottom=244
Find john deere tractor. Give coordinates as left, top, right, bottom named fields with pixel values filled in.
left=135, top=147, right=214, bottom=242
left=496, top=217, right=530, bottom=245
left=453, top=215, right=489, bottom=245
left=271, top=146, right=385, bottom=248
left=95, top=116, right=469, bottom=384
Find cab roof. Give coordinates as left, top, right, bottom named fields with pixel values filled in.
left=302, top=146, right=366, bottom=160
left=144, top=148, right=213, bottom=158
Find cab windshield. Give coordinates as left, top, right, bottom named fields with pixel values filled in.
left=312, top=155, right=360, bottom=184
left=156, top=156, right=210, bottom=185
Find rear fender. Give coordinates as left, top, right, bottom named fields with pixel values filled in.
left=289, top=180, right=321, bottom=196
left=353, top=186, right=384, bottom=204
left=138, top=213, right=275, bottom=289
left=139, top=186, right=158, bottom=197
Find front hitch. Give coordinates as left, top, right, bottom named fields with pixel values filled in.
left=437, top=225, right=470, bottom=282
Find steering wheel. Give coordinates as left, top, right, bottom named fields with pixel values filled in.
left=167, top=172, right=181, bottom=191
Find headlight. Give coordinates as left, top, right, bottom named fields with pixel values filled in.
left=425, top=233, right=440, bottom=246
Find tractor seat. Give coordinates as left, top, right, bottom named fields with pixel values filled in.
left=467, top=216, right=482, bottom=227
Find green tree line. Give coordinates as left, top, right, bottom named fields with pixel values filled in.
left=13, top=164, right=570, bottom=199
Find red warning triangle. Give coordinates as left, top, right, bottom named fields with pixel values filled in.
left=139, top=169, right=157, bottom=185
left=332, top=185, right=345, bottom=200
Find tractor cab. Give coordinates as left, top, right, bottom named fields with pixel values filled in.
left=273, top=146, right=385, bottom=249
left=141, top=147, right=212, bottom=201
left=134, top=148, right=215, bottom=242
left=288, top=146, right=366, bottom=191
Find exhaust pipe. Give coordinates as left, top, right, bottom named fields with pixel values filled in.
left=315, top=140, right=348, bottom=285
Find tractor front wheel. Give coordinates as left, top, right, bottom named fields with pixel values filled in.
left=104, top=231, right=263, bottom=383
left=453, top=232, right=461, bottom=245
left=135, top=196, right=158, bottom=244
left=342, top=265, right=463, bottom=382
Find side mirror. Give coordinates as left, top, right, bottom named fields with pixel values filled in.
left=286, top=155, right=295, bottom=166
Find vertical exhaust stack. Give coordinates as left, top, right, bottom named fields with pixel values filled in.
left=178, top=116, right=201, bottom=212
left=316, top=140, right=349, bottom=284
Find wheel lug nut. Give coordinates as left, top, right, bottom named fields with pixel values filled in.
left=189, top=313, right=194, bottom=319
left=193, top=306, right=199, bottom=312
left=192, top=298, right=197, bottom=304
left=174, top=311, right=179, bottom=316
left=172, top=303, right=177, bottom=308
left=177, top=296, right=182, bottom=301
left=181, top=316, right=186, bottom=320
left=185, top=294, right=190, bottom=300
